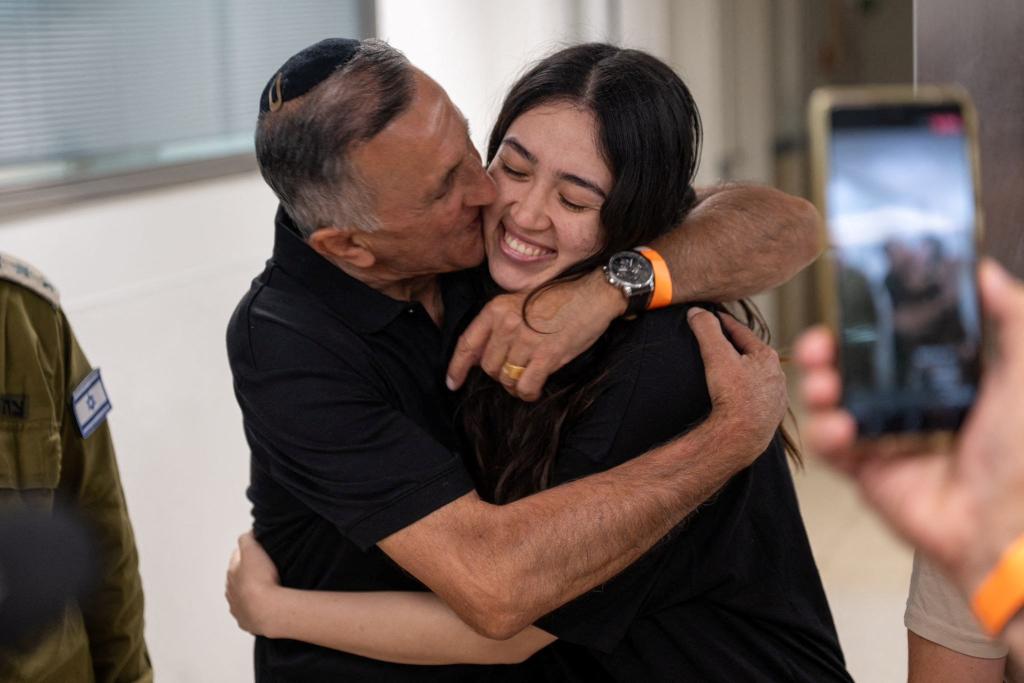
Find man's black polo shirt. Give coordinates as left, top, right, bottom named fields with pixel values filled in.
left=226, top=208, right=540, bottom=681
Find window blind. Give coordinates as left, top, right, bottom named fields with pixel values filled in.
left=0, top=0, right=369, bottom=194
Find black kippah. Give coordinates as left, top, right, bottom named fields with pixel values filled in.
left=259, top=38, right=362, bottom=115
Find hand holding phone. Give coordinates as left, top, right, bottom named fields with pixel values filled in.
left=809, top=86, right=983, bottom=436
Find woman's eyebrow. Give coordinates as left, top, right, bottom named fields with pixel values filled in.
left=558, top=172, right=607, bottom=199
left=503, top=137, right=536, bottom=163
left=504, top=136, right=606, bottom=199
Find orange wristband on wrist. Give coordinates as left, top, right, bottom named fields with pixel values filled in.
left=971, top=532, right=1024, bottom=635
left=637, top=246, right=672, bottom=309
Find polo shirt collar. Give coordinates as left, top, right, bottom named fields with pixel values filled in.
left=271, top=205, right=408, bottom=333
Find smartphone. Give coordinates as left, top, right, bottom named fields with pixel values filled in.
left=809, top=85, right=983, bottom=436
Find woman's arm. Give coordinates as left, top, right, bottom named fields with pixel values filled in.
left=259, top=588, right=556, bottom=665
left=226, top=532, right=555, bottom=665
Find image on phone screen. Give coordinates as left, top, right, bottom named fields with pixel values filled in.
left=827, top=102, right=981, bottom=435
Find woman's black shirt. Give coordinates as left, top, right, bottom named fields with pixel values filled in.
left=518, top=306, right=852, bottom=682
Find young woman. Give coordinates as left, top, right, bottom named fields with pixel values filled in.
left=227, top=44, right=852, bottom=681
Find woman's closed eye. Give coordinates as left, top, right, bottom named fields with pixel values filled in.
left=500, top=161, right=528, bottom=180
left=559, top=196, right=588, bottom=213
left=499, top=157, right=597, bottom=212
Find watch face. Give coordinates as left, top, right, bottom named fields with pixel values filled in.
left=609, top=252, right=654, bottom=287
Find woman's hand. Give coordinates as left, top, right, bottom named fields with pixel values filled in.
left=225, top=531, right=282, bottom=636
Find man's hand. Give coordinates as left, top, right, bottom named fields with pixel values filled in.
left=446, top=270, right=625, bottom=401
left=688, top=307, right=787, bottom=457
left=795, top=259, right=1024, bottom=593
left=226, top=531, right=281, bottom=636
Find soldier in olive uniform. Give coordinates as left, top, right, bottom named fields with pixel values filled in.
left=0, top=253, right=152, bottom=682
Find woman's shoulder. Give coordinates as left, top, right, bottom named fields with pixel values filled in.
left=557, top=305, right=711, bottom=470
left=604, top=305, right=705, bottom=376
left=615, top=304, right=707, bottom=340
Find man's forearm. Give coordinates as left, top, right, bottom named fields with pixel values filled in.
left=649, top=183, right=823, bottom=302
left=433, top=415, right=762, bottom=638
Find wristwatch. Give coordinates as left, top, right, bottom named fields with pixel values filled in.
left=603, top=250, right=655, bottom=317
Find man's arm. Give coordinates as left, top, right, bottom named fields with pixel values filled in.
left=446, top=183, right=822, bottom=400
left=386, top=311, right=786, bottom=639
left=652, top=183, right=823, bottom=302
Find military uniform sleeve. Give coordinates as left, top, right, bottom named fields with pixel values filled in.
left=56, top=313, right=153, bottom=683
left=536, top=308, right=712, bottom=652
left=0, top=282, right=63, bottom=506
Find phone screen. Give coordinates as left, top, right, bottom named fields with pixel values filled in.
left=826, top=102, right=981, bottom=435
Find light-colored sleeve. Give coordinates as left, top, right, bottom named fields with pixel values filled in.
left=905, top=550, right=1009, bottom=659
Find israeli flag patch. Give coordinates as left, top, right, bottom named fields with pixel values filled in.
left=72, top=369, right=112, bottom=438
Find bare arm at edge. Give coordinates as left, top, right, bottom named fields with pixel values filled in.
left=907, top=631, right=1006, bottom=683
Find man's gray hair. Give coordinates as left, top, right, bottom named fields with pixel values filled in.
left=255, top=40, right=414, bottom=238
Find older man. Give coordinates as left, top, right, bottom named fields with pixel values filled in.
left=228, top=39, right=819, bottom=681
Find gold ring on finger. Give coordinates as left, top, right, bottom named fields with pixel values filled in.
left=501, top=361, right=527, bottom=381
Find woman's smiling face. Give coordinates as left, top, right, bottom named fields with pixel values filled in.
left=483, top=102, right=612, bottom=293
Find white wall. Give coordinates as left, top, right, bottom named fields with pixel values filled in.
left=376, top=0, right=776, bottom=187
left=377, top=0, right=579, bottom=152
left=1, top=173, right=276, bottom=681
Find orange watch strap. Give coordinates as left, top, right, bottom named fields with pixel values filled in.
left=971, top=532, right=1024, bottom=635
left=637, top=246, right=672, bottom=309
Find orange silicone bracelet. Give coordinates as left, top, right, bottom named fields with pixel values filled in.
left=637, top=246, right=673, bottom=309
left=971, top=532, right=1024, bottom=635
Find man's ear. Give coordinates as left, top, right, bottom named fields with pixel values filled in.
left=308, top=227, right=376, bottom=269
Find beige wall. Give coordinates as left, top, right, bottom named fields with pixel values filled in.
left=917, top=0, right=1024, bottom=276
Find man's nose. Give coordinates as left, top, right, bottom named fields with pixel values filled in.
left=466, top=163, right=496, bottom=207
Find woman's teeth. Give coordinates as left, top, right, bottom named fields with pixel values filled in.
left=503, top=230, right=553, bottom=258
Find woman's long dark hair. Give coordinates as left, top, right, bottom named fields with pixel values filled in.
left=459, top=43, right=798, bottom=505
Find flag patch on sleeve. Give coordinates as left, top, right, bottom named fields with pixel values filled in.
left=72, top=369, right=112, bottom=438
